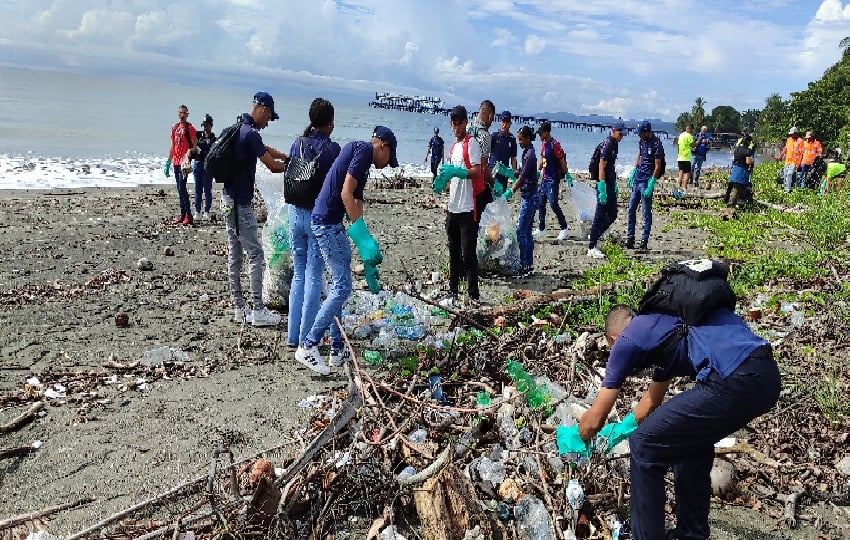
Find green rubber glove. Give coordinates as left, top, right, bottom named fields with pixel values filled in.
left=614, top=182, right=620, bottom=198
left=596, top=412, right=638, bottom=453
left=493, top=180, right=505, bottom=197
left=596, top=181, right=607, bottom=205
left=434, top=164, right=467, bottom=193
left=628, top=167, right=636, bottom=189
left=503, top=188, right=513, bottom=201
left=493, top=162, right=516, bottom=182
left=565, top=171, right=574, bottom=187
left=164, top=159, right=172, bottom=178
left=556, top=425, right=591, bottom=458
left=643, top=177, right=656, bottom=197
left=347, top=217, right=383, bottom=266
left=364, top=263, right=381, bottom=293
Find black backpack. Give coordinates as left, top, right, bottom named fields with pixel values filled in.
left=638, top=259, right=737, bottom=326
left=205, top=120, right=243, bottom=184
left=284, top=137, right=329, bottom=210
left=588, top=142, right=603, bottom=180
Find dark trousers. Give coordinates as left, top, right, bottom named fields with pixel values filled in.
left=629, top=348, right=780, bottom=540
left=588, top=185, right=617, bottom=249
left=446, top=211, right=479, bottom=300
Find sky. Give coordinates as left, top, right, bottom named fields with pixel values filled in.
left=1, top=0, right=849, bottom=121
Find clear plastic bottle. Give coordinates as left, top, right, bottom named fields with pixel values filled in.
left=514, top=494, right=555, bottom=540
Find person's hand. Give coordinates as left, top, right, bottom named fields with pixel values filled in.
left=556, top=425, right=591, bottom=457
left=643, top=177, right=656, bottom=198
left=493, top=180, right=505, bottom=197
left=347, top=217, right=383, bottom=266
left=596, top=181, right=607, bottom=205
left=493, top=161, right=516, bottom=181
left=628, top=167, right=636, bottom=189
left=364, top=263, right=381, bottom=293
left=596, top=412, right=638, bottom=453
left=163, top=159, right=172, bottom=178
left=503, top=188, right=513, bottom=201
left=434, top=164, right=466, bottom=193
left=565, top=171, right=574, bottom=187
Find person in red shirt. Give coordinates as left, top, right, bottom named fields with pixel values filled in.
left=164, top=104, right=198, bottom=225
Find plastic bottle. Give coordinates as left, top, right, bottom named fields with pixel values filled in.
left=514, top=494, right=555, bottom=540
left=566, top=478, right=585, bottom=510
left=476, top=392, right=492, bottom=407
left=428, top=374, right=447, bottom=403
left=408, top=428, right=427, bottom=443
left=506, top=359, right=548, bottom=407
left=476, top=457, right=506, bottom=485
left=363, top=350, right=383, bottom=366
left=397, top=466, right=416, bottom=481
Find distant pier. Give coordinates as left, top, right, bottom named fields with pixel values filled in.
left=368, top=92, right=671, bottom=138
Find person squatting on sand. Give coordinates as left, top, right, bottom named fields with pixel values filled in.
left=533, top=121, right=572, bottom=241
left=586, top=120, right=626, bottom=260
left=164, top=104, right=197, bottom=225
left=225, top=92, right=288, bottom=327
left=286, top=98, right=342, bottom=349
left=294, top=127, right=397, bottom=375
left=626, top=121, right=664, bottom=252
left=510, top=125, right=539, bottom=277
left=193, top=114, right=216, bottom=222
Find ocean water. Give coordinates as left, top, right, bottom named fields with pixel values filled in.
left=0, top=67, right=734, bottom=190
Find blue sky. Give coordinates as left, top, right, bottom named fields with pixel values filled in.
left=0, top=0, right=848, bottom=121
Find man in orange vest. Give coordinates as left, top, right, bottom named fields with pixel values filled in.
left=777, top=127, right=803, bottom=192
left=800, top=131, right=823, bottom=189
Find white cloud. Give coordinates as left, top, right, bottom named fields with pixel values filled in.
left=524, top=35, right=545, bottom=55
left=400, top=41, right=418, bottom=65
left=435, top=56, right=475, bottom=75
left=814, top=0, right=850, bottom=19
left=491, top=28, right=516, bottom=47
left=797, top=1, right=850, bottom=74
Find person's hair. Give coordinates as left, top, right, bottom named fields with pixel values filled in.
left=303, top=97, right=334, bottom=137
left=517, top=125, right=536, bottom=141
left=605, top=304, right=635, bottom=338
left=179, top=104, right=188, bottom=112
left=686, top=123, right=694, bottom=130
left=479, top=99, right=495, bottom=115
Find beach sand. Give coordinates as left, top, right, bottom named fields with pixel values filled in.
left=0, top=181, right=826, bottom=538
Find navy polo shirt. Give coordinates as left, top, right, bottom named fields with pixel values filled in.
left=518, top=145, right=538, bottom=198
left=489, top=131, right=518, bottom=168
left=598, top=135, right=619, bottom=184
left=312, top=141, right=373, bottom=225
left=636, top=136, right=665, bottom=181
left=602, top=309, right=769, bottom=389
left=428, top=136, right=444, bottom=164
left=224, top=113, right=267, bottom=206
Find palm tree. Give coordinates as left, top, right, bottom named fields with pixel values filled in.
left=692, top=97, right=706, bottom=128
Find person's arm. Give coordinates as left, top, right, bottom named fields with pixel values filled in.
left=511, top=155, right=518, bottom=173
left=579, top=387, right=619, bottom=440
left=265, top=145, right=288, bottom=161
left=424, top=143, right=431, bottom=163
left=633, top=380, right=670, bottom=423
left=559, top=156, right=569, bottom=176
left=653, top=157, right=662, bottom=179
left=341, top=173, right=364, bottom=222
left=599, top=158, right=608, bottom=181
left=259, top=152, right=286, bottom=173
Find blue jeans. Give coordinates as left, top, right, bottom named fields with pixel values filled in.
left=175, top=166, right=191, bottom=216
left=516, top=194, right=539, bottom=268
left=538, top=178, right=568, bottom=230
left=222, top=193, right=265, bottom=309
left=193, top=161, right=213, bottom=214
left=782, top=164, right=798, bottom=192
left=627, top=180, right=653, bottom=242
left=691, top=154, right=706, bottom=186
left=304, top=223, right=351, bottom=351
left=629, top=349, right=779, bottom=540
left=287, top=207, right=340, bottom=347
left=589, top=183, right=618, bottom=249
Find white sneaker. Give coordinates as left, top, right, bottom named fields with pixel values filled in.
left=556, top=228, right=569, bottom=241
left=233, top=307, right=253, bottom=324
left=296, top=346, right=330, bottom=376
left=329, top=348, right=351, bottom=368
left=251, top=308, right=281, bottom=327
left=202, top=212, right=210, bottom=222
left=531, top=228, right=544, bottom=237
left=587, top=248, right=606, bottom=259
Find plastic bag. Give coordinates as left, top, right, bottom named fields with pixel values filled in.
left=567, top=181, right=596, bottom=241
left=476, top=196, right=521, bottom=275
left=256, top=170, right=292, bottom=309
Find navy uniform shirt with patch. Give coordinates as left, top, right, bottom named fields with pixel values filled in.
left=428, top=135, right=444, bottom=164
left=601, top=309, right=769, bottom=389
left=225, top=113, right=267, bottom=206
left=636, top=135, right=665, bottom=181
left=518, top=144, right=538, bottom=198
left=598, top=135, right=619, bottom=184
left=489, top=131, right=518, bottom=168
left=312, top=141, right=373, bottom=225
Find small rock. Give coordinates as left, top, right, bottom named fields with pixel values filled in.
left=710, top=458, right=736, bottom=497
left=137, top=257, right=154, bottom=270
left=199, top=293, right=210, bottom=302
left=163, top=246, right=174, bottom=256
left=353, top=263, right=365, bottom=275
left=836, top=456, right=850, bottom=476
left=114, top=313, right=130, bottom=327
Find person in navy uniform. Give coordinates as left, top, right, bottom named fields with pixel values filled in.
left=574, top=261, right=780, bottom=540
left=626, top=120, right=664, bottom=251
left=489, top=110, right=518, bottom=192
left=424, top=127, right=445, bottom=182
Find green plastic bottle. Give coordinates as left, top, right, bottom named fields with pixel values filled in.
left=506, top=359, right=548, bottom=407
left=363, top=350, right=383, bottom=366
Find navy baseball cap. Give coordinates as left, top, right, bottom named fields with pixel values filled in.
left=637, top=120, right=652, bottom=133
left=434, top=127, right=439, bottom=133
left=373, top=126, right=399, bottom=168
left=253, top=91, right=279, bottom=121
left=612, top=120, right=627, bottom=132
left=500, top=110, right=512, bottom=121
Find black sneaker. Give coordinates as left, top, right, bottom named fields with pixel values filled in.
left=626, top=237, right=635, bottom=249
left=638, top=240, right=648, bottom=251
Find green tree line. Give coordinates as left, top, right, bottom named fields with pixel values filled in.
left=675, top=41, right=850, bottom=153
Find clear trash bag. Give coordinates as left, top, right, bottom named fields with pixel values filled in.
left=256, top=170, right=292, bottom=309
left=476, top=196, right=521, bottom=275
left=566, top=181, right=596, bottom=241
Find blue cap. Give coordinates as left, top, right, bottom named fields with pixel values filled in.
left=434, top=127, right=439, bottom=133
left=373, top=126, right=399, bottom=168
left=253, top=91, right=279, bottom=121
left=500, top=110, right=512, bottom=121
left=612, top=120, right=627, bottom=132
left=637, top=120, right=652, bottom=133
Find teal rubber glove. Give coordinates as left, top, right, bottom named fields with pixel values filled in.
left=556, top=425, right=591, bottom=458
left=164, top=159, right=172, bottom=178
left=614, top=182, right=620, bottom=199
left=493, top=162, right=516, bottom=182
left=565, top=171, right=574, bottom=187
left=347, top=217, right=383, bottom=266
left=493, top=180, right=505, bottom=197
left=596, top=412, right=638, bottom=453
left=434, top=164, right=467, bottom=193
left=503, top=188, right=513, bottom=201
left=364, top=263, right=381, bottom=293
left=643, top=177, right=656, bottom=197
left=596, top=181, right=607, bottom=205
left=628, top=167, right=636, bottom=189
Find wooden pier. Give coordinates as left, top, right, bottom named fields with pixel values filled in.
left=368, top=92, right=670, bottom=138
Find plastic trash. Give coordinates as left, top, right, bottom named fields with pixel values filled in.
left=476, top=391, right=492, bottom=407
left=259, top=193, right=292, bottom=309
left=476, top=457, right=506, bottom=486
left=408, top=428, right=428, bottom=444
left=428, top=374, right=448, bottom=403
left=567, top=181, right=597, bottom=240
left=566, top=478, right=585, bottom=510
left=476, top=196, right=521, bottom=274
left=397, top=466, right=416, bottom=481
left=142, top=346, right=172, bottom=367
left=506, top=359, right=549, bottom=407
left=606, top=515, right=624, bottom=539
left=379, top=525, right=408, bottom=540
left=363, top=350, right=383, bottom=366
left=514, top=494, right=555, bottom=540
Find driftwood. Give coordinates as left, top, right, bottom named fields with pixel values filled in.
left=0, top=443, right=39, bottom=460
left=412, top=463, right=492, bottom=540
left=0, top=497, right=95, bottom=530
left=778, top=489, right=805, bottom=528
left=0, top=401, right=44, bottom=433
